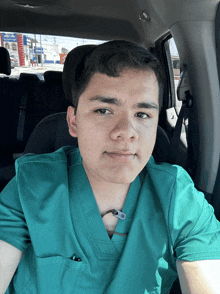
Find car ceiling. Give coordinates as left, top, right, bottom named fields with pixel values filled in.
left=0, top=0, right=219, bottom=46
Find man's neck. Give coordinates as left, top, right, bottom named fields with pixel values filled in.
left=87, top=175, right=130, bottom=214
left=94, top=183, right=130, bottom=214
left=84, top=168, right=131, bottom=238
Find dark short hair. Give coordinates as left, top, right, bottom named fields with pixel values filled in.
left=63, top=40, right=164, bottom=112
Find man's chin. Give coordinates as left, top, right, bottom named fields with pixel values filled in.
left=100, top=171, right=138, bottom=185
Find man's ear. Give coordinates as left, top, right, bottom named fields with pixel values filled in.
left=67, top=106, right=78, bottom=137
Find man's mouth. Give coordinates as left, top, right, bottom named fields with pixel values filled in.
left=105, top=151, right=136, bottom=162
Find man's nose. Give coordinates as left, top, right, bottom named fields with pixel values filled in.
left=110, top=115, right=138, bottom=141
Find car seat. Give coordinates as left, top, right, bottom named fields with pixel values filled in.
left=25, top=43, right=171, bottom=161
left=0, top=44, right=172, bottom=189
left=0, top=47, right=11, bottom=75
left=24, top=111, right=171, bottom=161
left=0, top=47, right=21, bottom=167
left=0, top=110, right=171, bottom=191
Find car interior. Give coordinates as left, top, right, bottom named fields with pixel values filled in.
left=1, top=0, right=220, bottom=293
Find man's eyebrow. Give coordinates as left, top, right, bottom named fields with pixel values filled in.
left=89, top=96, right=121, bottom=105
left=135, top=102, right=159, bottom=111
left=89, top=96, right=158, bottom=110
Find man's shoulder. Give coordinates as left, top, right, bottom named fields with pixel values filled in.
left=145, top=157, right=197, bottom=215
left=146, top=156, right=192, bottom=184
left=15, top=146, right=80, bottom=167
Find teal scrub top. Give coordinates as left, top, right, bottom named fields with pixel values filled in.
left=1, top=146, right=220, bottom=294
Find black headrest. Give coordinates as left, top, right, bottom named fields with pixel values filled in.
left=19, top=73, right=41, bottom=81
left=62, top=45, right=97, bottom=105
left=24, top=112, right=77, bottom=154
left=24, top=112, right=171, bottom=164
left=0, top=47, right=11, bottom=75
left=44, top=71, right=63, bottom=85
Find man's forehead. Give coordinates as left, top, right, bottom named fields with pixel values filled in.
left=92, top=67, right=156, bottom=78
left=78, top=67, right=159, bottom=109
left=87, top=68, right=158, bottom=89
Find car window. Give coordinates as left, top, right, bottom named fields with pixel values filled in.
left=0, top=32, right=104, bottom=79
left=162, top=36, right=189, bottom=170
left=164, top=37, right=187, bottom=148
left=169, top=38, right=181, bottom=110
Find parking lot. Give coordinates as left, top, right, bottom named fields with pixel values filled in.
left=10, top=63, right=64, bottom=79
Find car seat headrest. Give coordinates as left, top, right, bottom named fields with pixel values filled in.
left=19, top=73, right=41, bottom=81
left=44, top=71, right=63, bottom=85
left=0, top=47, right=11, bottom=75
left=62, top=44, right=97, bottom=106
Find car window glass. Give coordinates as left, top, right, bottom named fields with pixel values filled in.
left=0, top=32, right=104, bottom=79
left=163, top=36, right=188, bottom=170
left=164, top=37, right=187, bottom=150
left=169, top=38, right=182, bottom=112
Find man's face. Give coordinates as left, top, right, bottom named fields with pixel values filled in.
left=67, top=68, right=159, bottom=185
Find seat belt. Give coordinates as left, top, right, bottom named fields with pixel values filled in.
left=14, top=91, right=32, bottom=160
left=170, top=65, right=193, bottom=164
left=17, top=91, right=29, bottom=143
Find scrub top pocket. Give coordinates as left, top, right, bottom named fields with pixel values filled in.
left=35, top=255, right=83, bottom=294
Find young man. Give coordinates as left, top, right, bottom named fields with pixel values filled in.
left=0, top=40, right=220, bottom=294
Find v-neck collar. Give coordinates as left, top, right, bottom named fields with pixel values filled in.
left=68, top=149, right=142, bottom=260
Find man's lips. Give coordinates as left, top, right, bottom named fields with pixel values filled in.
left=104, top=151, right=136, bottom=162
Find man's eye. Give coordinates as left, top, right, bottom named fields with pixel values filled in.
left=135, top=112, right=150, bottom=119
left=94, top=109, right=111, bottom=115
